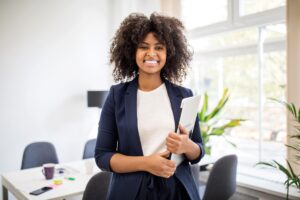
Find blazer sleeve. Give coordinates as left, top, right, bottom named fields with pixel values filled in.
left=186, top=89, right=205, bottom=164
left=94, top=86, right=118, bottom=171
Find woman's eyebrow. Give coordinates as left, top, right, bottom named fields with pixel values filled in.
left=139, top=42, right=164, bottom=46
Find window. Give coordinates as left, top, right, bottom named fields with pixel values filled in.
left=181, top=0, right=228, bottom=30
left=240, top=0, right=285, bottom=16
left=182, top=0, right=286, bottom=182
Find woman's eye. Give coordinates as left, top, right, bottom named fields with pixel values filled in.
left=138, top=46, right=148, bottom=50
left=156, top=46, right=164, bottom=50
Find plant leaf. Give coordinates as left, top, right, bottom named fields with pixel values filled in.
left=286, top=160, right=300, bottom=188
left=199, top=93, right=208, bottom=121
left=290, top=133, right=300, bottom=140
left=261, top=98, right=300, bottom=193
left=256, top=161, right=276, bottom=168
left=273, top=160, right=292, bottom=179
left=286, top=144, right=300, bottom=153
left=291, top=103, right=297, bottom=118
left=295, top=155, right=300, bottom=161
left=270, top=98, right=297, bottom=119
left=210, top=128, right=225, bottom=136
left=286, top=160, right=297, bottom=179
left=205, top=88, right=229, bottom=121
left=222, top=135, right=237, bottom=147
left=256, top=160, right=293, bottom=179
left=218, top=119, right=245, bottom=129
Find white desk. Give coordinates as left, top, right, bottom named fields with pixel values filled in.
left=199, top=155, right=217, bottom=167
left=1, top=159, right=100, bottom=200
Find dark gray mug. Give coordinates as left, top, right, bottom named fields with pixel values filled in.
left=42, top=163, right=55, bottom=180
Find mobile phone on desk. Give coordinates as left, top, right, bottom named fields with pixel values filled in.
left=29, top=186, right=52, bottom=195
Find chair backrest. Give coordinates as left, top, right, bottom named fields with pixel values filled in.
left=21, top=142, right=59, bottom=170
left=82, top=171, right=112, bottom=200
left=83, top=138, right=97, bottom=159
left=202, top=154, right=238, bottom=200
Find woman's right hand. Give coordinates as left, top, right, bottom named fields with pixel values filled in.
left=144, top=150, right=176, bottom=178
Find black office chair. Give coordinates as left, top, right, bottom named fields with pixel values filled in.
left=200, top=154, right=238, bottom=200
left=21, top=142, right=59, bottom=169
left=82, top=171, right=112, bottom=200
left=82, top=138, right=97, bottom=159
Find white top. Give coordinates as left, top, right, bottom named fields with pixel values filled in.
left=137, top=83, right=175, bottom=156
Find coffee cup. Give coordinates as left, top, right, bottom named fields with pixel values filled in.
left=42, top=163, right=55, bottom=180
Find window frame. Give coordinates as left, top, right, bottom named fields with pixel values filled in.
left=187, top=0, right=285, bottom=39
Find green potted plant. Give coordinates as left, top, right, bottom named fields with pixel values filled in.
left=256, top=100, right=300, bottom=199
left=198, top=88, right=244, bottom=155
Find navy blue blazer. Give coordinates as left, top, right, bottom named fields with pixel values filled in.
left=95, top=77, right=205, bottom=200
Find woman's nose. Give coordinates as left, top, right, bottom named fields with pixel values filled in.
left=147, top=52, right=157, bottom=57
left=146, top=49, right=157, bottom=57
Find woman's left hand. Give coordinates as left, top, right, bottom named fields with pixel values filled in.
left=166, top=124, right=192, bottom=154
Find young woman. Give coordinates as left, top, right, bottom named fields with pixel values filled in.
left=95, top=12, right=205, bottom=200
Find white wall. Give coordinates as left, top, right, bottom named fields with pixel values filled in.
left=0, top=0, right=112, bottom=194
left=0, top=0, right=161, bottom=197
left=287, top=0, right=300, bottom=173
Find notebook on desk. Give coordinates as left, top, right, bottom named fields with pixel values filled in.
left=170, top=95, right=201, bottom=166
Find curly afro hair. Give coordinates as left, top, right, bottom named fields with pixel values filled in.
left=110, top=12, right=193, bottom=83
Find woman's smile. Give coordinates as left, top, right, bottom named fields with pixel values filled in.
left=143, top=59, right=159, bottom=65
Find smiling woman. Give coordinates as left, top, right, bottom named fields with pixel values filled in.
left=95, top=12, right=205, bottom=200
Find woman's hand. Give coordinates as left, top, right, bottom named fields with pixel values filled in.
left=166, top=124, right=191, bottom=154
left=144, top=151, right=176, bottom=178
left=166, top=124, right=201, bottom=160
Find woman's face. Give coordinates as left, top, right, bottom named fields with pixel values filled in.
left=135, top=32, right=167, bottom=78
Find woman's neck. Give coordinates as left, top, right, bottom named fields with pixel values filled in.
left=138, top=74, right=163, bottom=91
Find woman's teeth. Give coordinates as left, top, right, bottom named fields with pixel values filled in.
left=144, top=60, right=158, bottom=64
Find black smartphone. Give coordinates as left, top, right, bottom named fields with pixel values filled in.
left=29, top=186, right=52, bottom=195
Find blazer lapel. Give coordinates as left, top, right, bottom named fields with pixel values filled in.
left=124, top=78, right=143, bottom=156
left=165, top=80, right=183, bottom=132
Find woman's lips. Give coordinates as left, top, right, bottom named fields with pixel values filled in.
left=144, top=60, right=159, bottom=64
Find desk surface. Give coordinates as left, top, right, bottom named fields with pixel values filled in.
left=1, top=159, right=100, bottom=200
left=199, top=155, right=217, bottom=167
